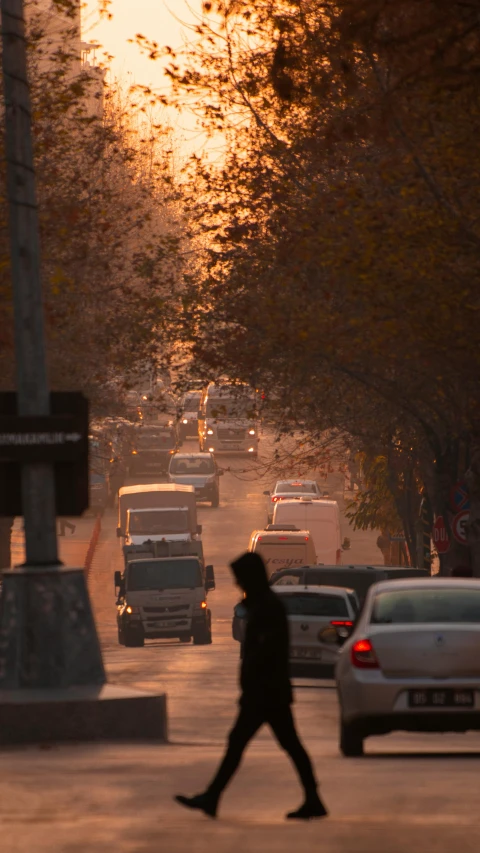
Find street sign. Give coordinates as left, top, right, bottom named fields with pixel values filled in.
left=449, top=482, right=470, bottom=514
left=452, top=510, right=470, bottom=545
left=433, top=516, right=450, bottom=554
left=0, top=392, right=89, bottom=516
left=0, top=416, right=86, bottom=462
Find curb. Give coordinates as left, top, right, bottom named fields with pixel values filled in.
left=84, top=513, right=102, bottom=578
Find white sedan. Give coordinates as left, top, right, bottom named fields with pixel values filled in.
left=336, top=578, right=480, bottom=756
left=263, top=479, right=326, bottom=523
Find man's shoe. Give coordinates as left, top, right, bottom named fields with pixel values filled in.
left=286, top=796, right=328, bottom=820
left=174, top=793, right=218, bottom=818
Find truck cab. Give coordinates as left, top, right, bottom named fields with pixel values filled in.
left=115, top=554, right=215, bottom=647
left=198, top=383, right=260, bottom=457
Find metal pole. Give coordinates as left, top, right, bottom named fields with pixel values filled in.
left=1, top=0, right=58, bottom=565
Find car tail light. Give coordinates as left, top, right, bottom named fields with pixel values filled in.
left=330, top=620, right=353, bottom=628
left=351, top=638, right=379, bottom=669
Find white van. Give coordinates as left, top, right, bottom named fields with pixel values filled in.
left=272, top=498, right=348, bottom=565
left=248, top=528, right=316, bottom=578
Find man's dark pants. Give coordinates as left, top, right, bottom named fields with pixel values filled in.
left=206, top=702, right=317, bottom=799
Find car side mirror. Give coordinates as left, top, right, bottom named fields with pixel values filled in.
left=342, top=537, right=351, bottom=551
left=263, top=490, right=270, bottom=496
left=114, top=570, right=123, bottom=590
left=205, top=564, right=215, bottom=591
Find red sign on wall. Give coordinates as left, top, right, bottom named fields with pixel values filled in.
left=433, top=516, right=450, bottom=554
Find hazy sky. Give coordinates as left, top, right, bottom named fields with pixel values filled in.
left=83, top=1, right=203, bottom=146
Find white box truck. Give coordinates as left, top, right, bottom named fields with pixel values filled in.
left=117, top=484, right=201, bottom=547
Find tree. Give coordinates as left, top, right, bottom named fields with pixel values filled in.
left=0, top=0, right=184, bottom=414
left=156, top=0, right=480, bottom=572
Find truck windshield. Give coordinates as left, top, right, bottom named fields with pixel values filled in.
left=128, top=509, right=189, bottom=535
left=127, top=559, right=203, bottom=591
left=170, top=457, right=215, bottom=475
left=182, top=394, right=201, bottom=411
left=205, top=399, right=256, bottom=419
left=137, top=431, right=175, bottom=449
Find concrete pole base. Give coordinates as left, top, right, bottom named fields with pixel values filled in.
left=0, top=566, right=105, bottom=689
left=0, top=684, right=168, bottom=744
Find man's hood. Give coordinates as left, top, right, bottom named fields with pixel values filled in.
left=230, top=551, right=270, bottom=599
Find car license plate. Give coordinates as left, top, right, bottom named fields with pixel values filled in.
left=408, top=689, right=474, bottom=708
left=151, top=621, right=171, bottom=629
left=291, top=648, right=323, bottom=661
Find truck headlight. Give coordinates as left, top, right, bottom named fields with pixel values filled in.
left=207, top=428, right=214, bottom=435
left=126, top=605, right=140, bottom=615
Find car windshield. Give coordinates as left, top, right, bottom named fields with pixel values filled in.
left=137, top=431, right=175, bottom=449
left=279, top=593, right=349, bottom=617
left=276, top=483, right=316, bottom=494
left=182, top=394, right=201, bottom=411
left=170, top=457, right=215, bottom=475
left=205, top=398, right=256, bottom=419
left=127, top=559, right=202, bottom=591
left=128, top=509, right=189, bottom=535
left=371, top=588, right=480, bottom=624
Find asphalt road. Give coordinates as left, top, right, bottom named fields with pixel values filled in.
left=3, top=435, right=480, bottom=852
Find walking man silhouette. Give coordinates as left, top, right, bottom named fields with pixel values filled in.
left=175, top=551, right=327, bottom=821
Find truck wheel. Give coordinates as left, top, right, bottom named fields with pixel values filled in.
left=124, top=627, right=144, bottom=648
left=193, top=625, right=212, bottom=645
left=340, top=719, right=364, bottom=757
left=211, top=491, right=219, bottom=508
left=179, top=633, right=191, bottom=643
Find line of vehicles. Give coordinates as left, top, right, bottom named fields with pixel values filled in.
left=114, top=478, right=216, bottom=648
left=232, top=476, right=480, bottom=757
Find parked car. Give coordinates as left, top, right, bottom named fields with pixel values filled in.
left=168, top=452, right=222, bottom=507
left=336, top=578, right=480, bottom=756
left=263, top=480, right=326, bottom=523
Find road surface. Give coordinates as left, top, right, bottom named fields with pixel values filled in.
left=2, top=435, right=480, bottom=852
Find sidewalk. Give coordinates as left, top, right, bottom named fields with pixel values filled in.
left=10, top=514, right=98, bottom=568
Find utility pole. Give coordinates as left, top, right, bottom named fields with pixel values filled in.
left=0, top=0, right=105, bottom=689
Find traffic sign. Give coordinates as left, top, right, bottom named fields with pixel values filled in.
left=452, top=510, right=470, bottom=545
left=449, top=482, right=470, bottom=514
left=0, top=416, right=86, bottom=462
left=433, top=516, right=450, bottom=554
left=0, top=392, right=89, bottom=516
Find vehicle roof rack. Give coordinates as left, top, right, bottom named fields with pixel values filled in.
left=265, top=524, right=299, bottom=531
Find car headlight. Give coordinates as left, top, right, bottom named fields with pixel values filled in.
left=248, top=429, right=256, bottom=435
left=126, top=605, right=140, bottom=614
left=207, top=428, right=214, bottom=435
left=182, top=418, right=188, bottom=424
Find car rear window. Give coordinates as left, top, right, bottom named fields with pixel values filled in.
left=371, top=588, right=480, bottom=624
left=276, top=483, right=316, bottom=494
left=278, top=593, right=349, bottom=617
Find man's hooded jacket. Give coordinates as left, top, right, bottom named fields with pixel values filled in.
left=231, top=552, right=293, bottom=707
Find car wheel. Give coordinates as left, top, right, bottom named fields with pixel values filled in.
left=124, top=627, right=145, bottom=648
left=211, top=491, right=219, bottom=508
left=340, top=719, right=364, bottom=757
left=179, top=633, right=191, bottom=643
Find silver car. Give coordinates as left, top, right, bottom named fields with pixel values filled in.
left=336, top=578, right=480, bottom=757
left=263, top=479, right=326, bottom=523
